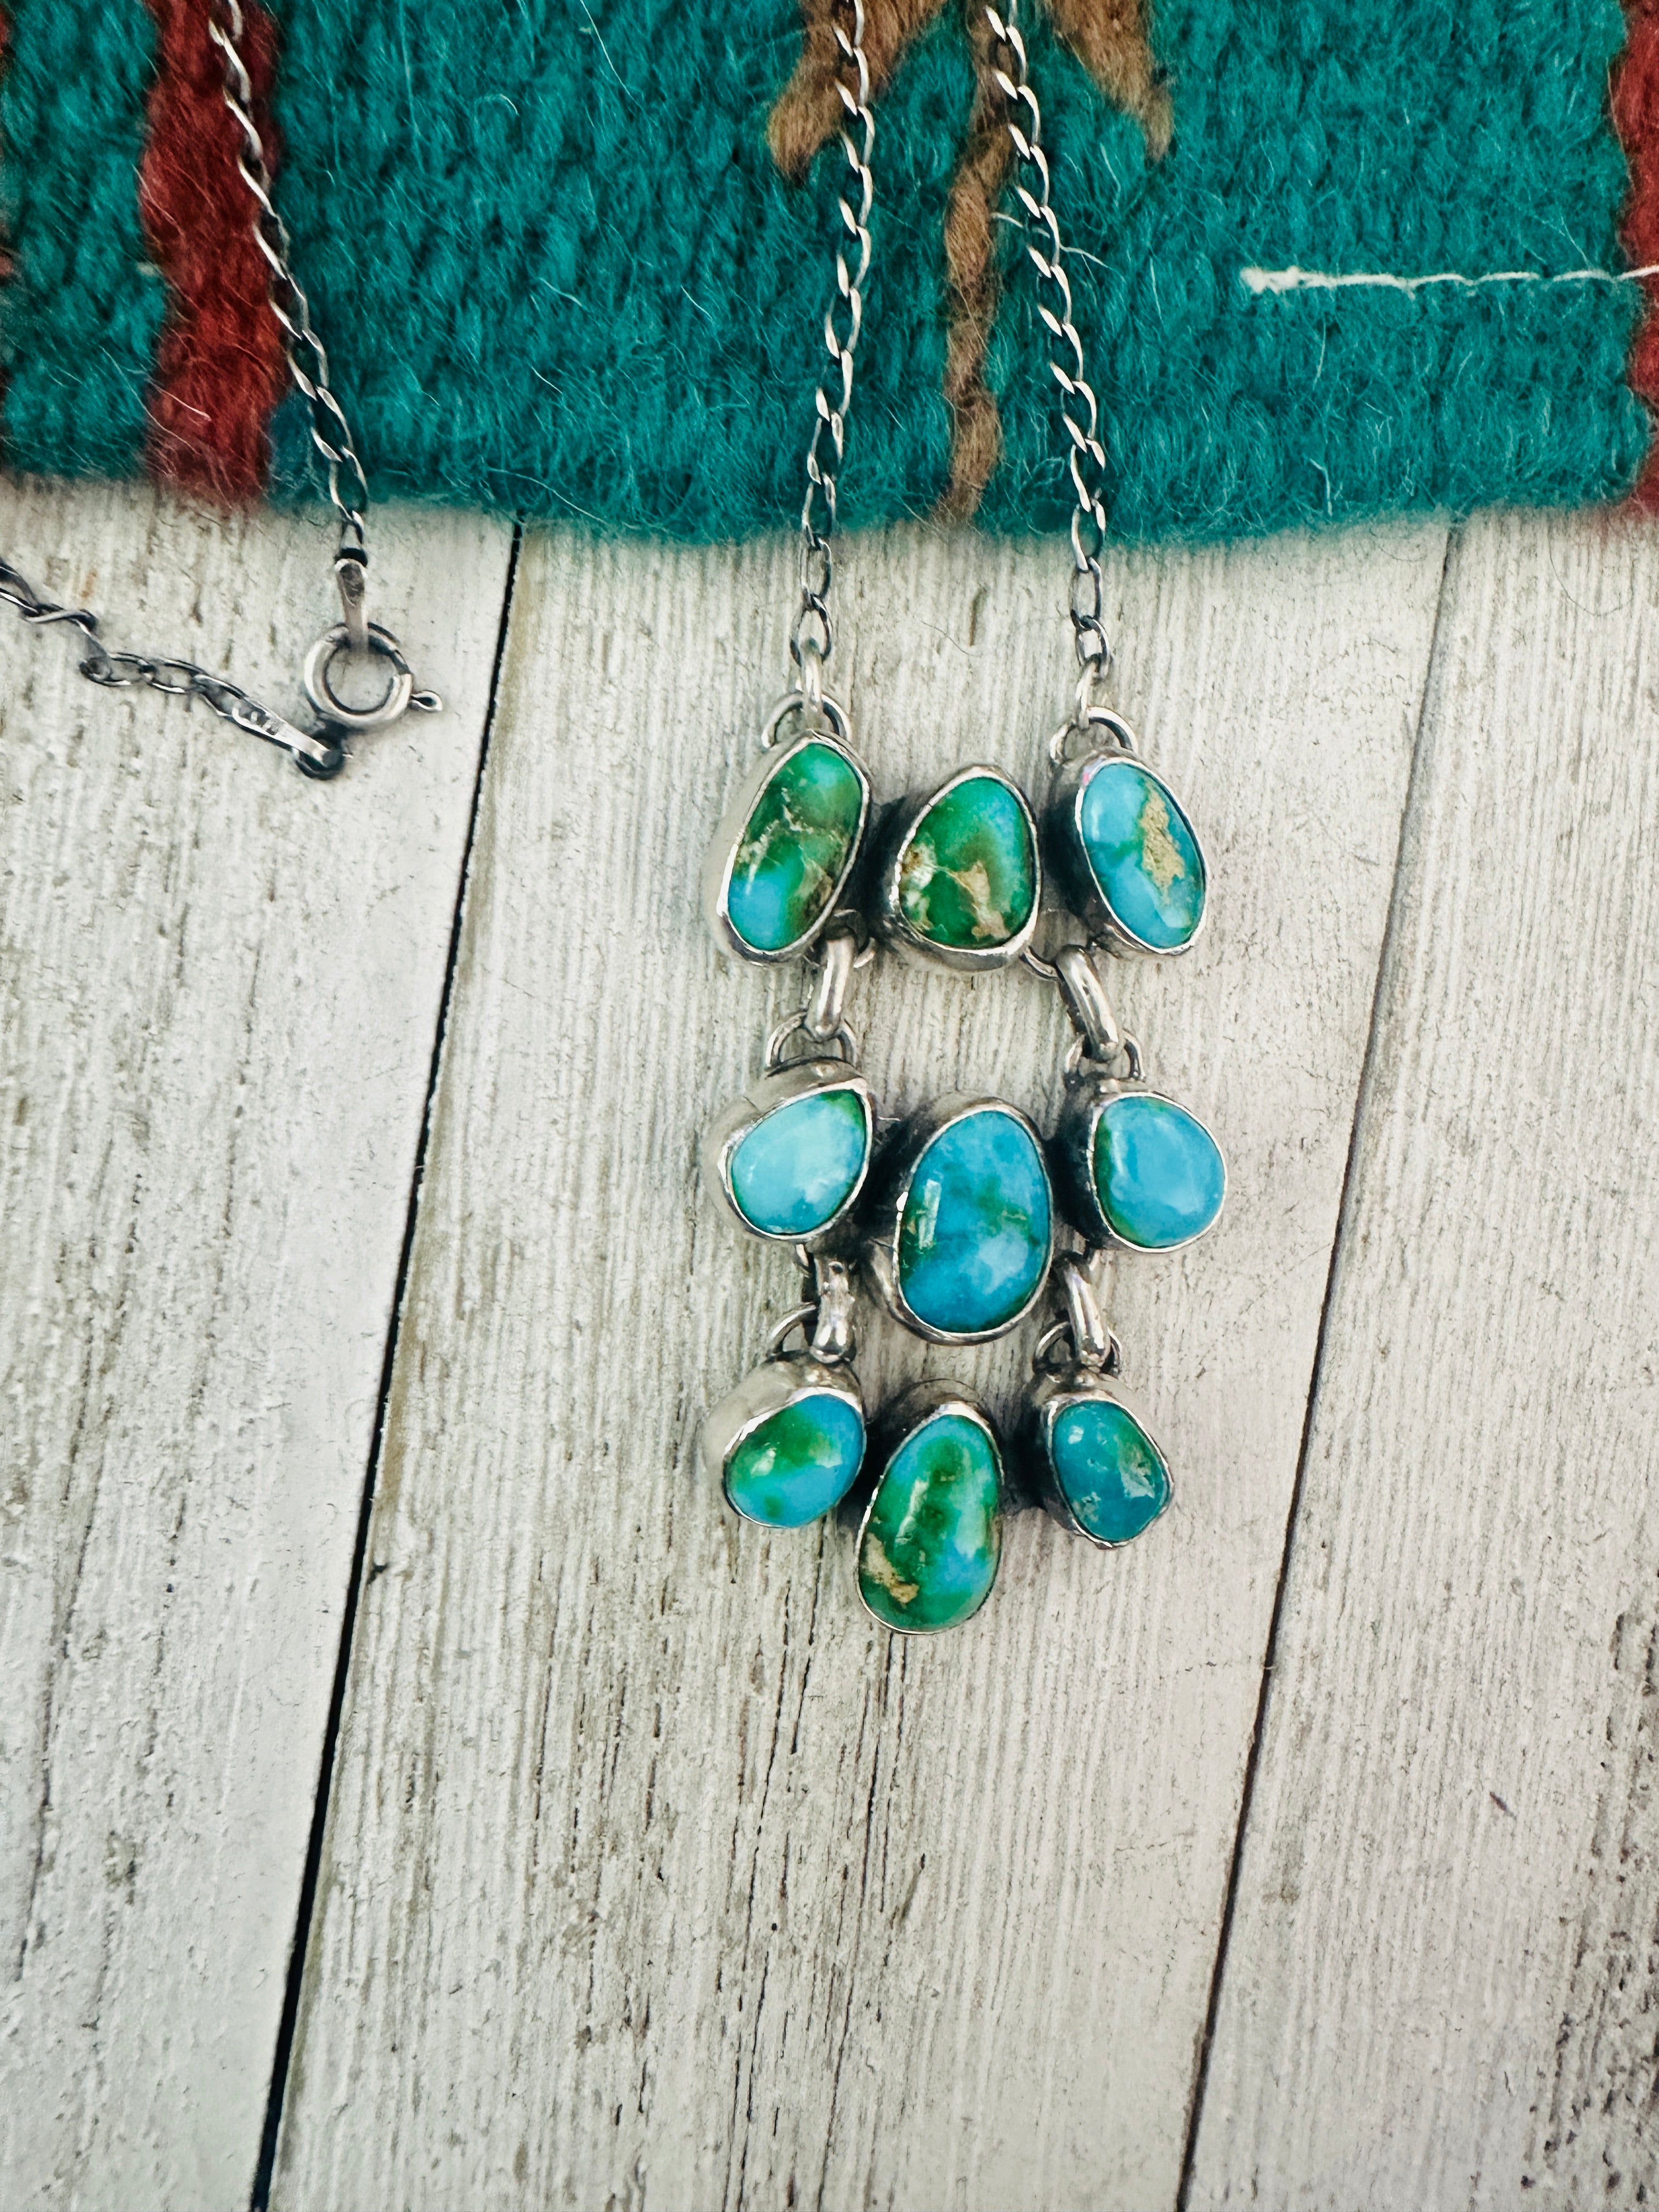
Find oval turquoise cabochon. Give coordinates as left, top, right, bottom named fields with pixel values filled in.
left=725, top=740, right=865, bottom=954
left=1077, top=757, right=1205, bottom=950
left=1048, top=1397, right=1170, bottom=1545
left=1093, top=1092, right=1225, bottom=1250
left=728, top=1087, right=870, bottom=1238
left=897, top=1107, right=1052, bottom=1336
left=725, top=1392, right=866, bottom=1530
left=858, top=1410, right=1002, bottom=1632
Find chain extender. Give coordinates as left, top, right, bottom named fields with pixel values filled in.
left=986, top=2, right=1115, bottom=710
left=789, top=0, right=875, bottom=701
left=0, top=0, right=436, bottom=779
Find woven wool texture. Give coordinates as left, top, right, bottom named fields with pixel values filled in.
left=0, top=0, right=1652, bottom=539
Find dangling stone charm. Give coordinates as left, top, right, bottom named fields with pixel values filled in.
left=1045, top=944, right=1225, bottom=1256
left=705, top=1059, right=875, bottom=1246
left=702, top=1259, right=867, bottom=1530
left=1022, top=1254, right=1172, bottom=1549
left=850, top=1381, right=1004, bottom=1633
left=869, top=765, right=1041, bottom=969
left=1043, top=712, right=1206, bottom=957
left=861, top=1094, right=1054, bottom=1343
left=704, top=698, right=871, bottom=964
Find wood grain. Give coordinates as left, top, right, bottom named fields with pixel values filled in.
left=0, top=476, right=511, bottom=2209
left=1187, top=512, right=1659, bottom=2209
left=269, top=519, right=1448, bottom=2211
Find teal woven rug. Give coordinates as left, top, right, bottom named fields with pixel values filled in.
left=0, top=0, right=1650, bottom=540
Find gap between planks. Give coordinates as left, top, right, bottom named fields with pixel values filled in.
left=247, top=521, right=525, bottom=2211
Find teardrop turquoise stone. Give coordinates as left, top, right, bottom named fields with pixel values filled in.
left=726, top=742, right=864, bottom=953
left=1048, top=1398, right=1170, bottom=1544
left=1093, top=1093, right=1224, bottom=1250
left=898, top=774, right=1035, bottom=949
left=897, top=1108, right=1052, bottom=1335
left=858, top=1412, right=1002, bottom=1631
left=1078, top=757, right=1205, bottom=950
left=726, top=1392, right=866, bottom=1529
left=729, top=1088, right=868, bottom=1237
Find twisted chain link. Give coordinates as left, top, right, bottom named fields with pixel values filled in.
left=0, top=555, right=343, bottom=775
left=986, top=3, right=1114, bottom=696
left=208, top=0, right=370, bottom=562
left=789, top=0, right=874, bottom=697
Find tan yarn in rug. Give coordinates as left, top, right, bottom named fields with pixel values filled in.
left=769, top=0, right=1170, bottom=520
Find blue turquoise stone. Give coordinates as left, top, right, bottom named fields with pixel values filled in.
left=859, top=1411, right=1002, bottom=1630
left=1048, top=1397, right=1170, bottom=1544
left=898, top=1108, right=1052, bottom=1335
left=1078, top=758, right=1205, bottom=950
left=729, top=1088, right=869, bottom=1237
left=1094, top=1093, right=1224, bottom=1250
left=726, top=1392, right=866, bottom=1528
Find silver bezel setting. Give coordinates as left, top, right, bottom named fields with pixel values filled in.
left=861, top=1092, right=1056, bottom=1345
left=702, top=1058, right=876, bottom=1250
left=1050, top=1066, right=1227, bottom=1256
left=867, top=762, right=1042, bottom=972
left=701, top=1354, right=866, bottom=1530
left=849, top=1380, right=1004, bottom=1636
left=703, top=718, right=873, bottom=967
left=1043, top=744, right=1208, bottom=960
left=1023, top=1369, right=1173, bottom=1551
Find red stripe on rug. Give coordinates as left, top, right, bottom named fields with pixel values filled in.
left=1616, top=1, right=1659, bottom=509
left=139, top=0, right=286, bottom=501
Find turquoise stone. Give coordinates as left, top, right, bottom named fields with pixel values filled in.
left=1048, top=1397, right=1170, bottom=1544
left=726, top=1392, right=866, bottom=1528
left=726, top=741, right=864, bottom=953
left=898, top=1108, right=1052, bottom=1336
left=729, top=1088, right=869, bottom=1238
left=1093, top=1092, right=1224, bottom=1250
left=898, top=774, right=1036, bottom=949
left=1077, top=757, right=1205, bottom=950
left=858, top=1411, right=1002, bottom=1630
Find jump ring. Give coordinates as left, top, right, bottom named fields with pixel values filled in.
left=302, top=621, right=415, bottom=733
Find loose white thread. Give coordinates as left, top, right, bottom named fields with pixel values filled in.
left=1241, top=262, right=1659, bottom=296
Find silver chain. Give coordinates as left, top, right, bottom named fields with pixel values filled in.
left=986, top=3, right=1115, bottom=701
left=0, top=554, right=344, bottom=775
left=0, top=0, right=433, bottom=777
left=789, top=0, right=874, bottom=702
left=208, top=0, right=369, bottom=582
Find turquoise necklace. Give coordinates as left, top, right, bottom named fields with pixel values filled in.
left=701, top=0, right=1223, bottom=1633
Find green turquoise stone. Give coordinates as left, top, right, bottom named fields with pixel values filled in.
left=898, top=774, right=1035, bottom=949
left=898, top=1108, right=1052, bottom=1335
left=858, top=1411, right=1002, bottom=1631
left=729, top=1088, right=868, bottom=1238
left=1093, top=1093, right=1225, bottom=1250
left=725, top=1392, right=866, bottom=1529
left=1048, top=1398, right=1170, bottom=1544
left=726, top=741, right=864, bottom=953
left=1078, top=758, right=1205, bottom=950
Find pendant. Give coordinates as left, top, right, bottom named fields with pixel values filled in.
left=850, top=1381, right=1004, bottom=1633
left=702, top=1260, right=867, bottom=1530
left=1022, top=1256, right=1172, bottom=1549
left=1043, top=712, right=1207, bottom=958
left=1051, top=1053, right=1226, bottom=1255
left=704, top=1054, right=876, bottom=1246
left=868, top=764, right=1041, bottom=969
left=860, top=1093, right=1054, bottom=1343
left=704, top=697, right=872, bottom=964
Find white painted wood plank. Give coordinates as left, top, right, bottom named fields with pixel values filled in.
left=0, top=476, right=512, bottom=2210
left=269, top=517, right=1446, bottom=2211
left=1188, top=511, right=1659, bottom=2210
